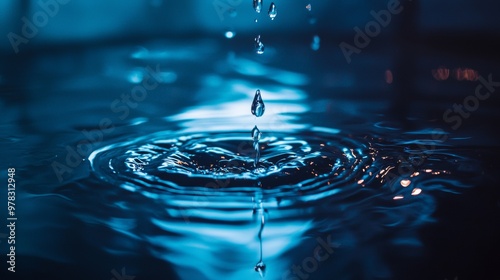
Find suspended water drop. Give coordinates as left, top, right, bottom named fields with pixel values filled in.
left=254, top=35, right=265, bottom=54
left=251, top=89, right=265, bottom=117
left=224, top=30, right=236, bottom=39
left=253, top=0, right=263, bottom=13
left=268, top=2, right=277, bottom=20
left=306, top=3, right=312, bottom=11
left=252, top=125, right=261, bottom=142
left=311, top=35, right=320, bottom=51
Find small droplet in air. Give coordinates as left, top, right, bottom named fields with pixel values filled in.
left=255, top=18, right=258, bottom=23
left=254, top=35, right=265, bottom=54
left=224, top=31, right=235, bottom=39
left=306, top=4, right=312, bottom=11
left=251, top=89, right=265, bottom=117
left=268, top=2, right=277, bottom=20
left=253, top=0, right=263, bottom=13
left=254, top=261, right=266, bottom=278
left=311, top=35, right=320, bottom=51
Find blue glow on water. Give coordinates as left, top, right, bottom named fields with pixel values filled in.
left=3, top=33, right=497, bottom=280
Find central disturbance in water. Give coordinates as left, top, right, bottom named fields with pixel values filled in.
left=89, top=130, right=376, bottom=202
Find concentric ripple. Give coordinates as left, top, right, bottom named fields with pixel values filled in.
left=89, top=130, right=375, bottom=204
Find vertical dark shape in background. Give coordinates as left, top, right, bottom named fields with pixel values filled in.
left=391, top=0, right=419, bottom=125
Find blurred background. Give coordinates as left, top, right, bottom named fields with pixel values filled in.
left=1, top=0, right=500, bottom=136
left=0, top=0, right=499, bottom=45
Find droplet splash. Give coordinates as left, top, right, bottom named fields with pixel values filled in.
left=268, top=2, right=277, bottom=20
left=254, top=35, right=265, bottom=55
left=253, top=0, right=263, bottom=13
left=251, top=89, right=265, bottom=117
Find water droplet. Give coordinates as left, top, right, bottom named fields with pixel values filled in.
left=311, top=35, right=320, bottom=51
left=252, top=125, right=261, bottom=142
left=255, top=18, right=258, bottom=23
left=224, top=31, right=236, bottom=39
left=268, top=2, right=277, bottom=20
left=253, top=0, right=263, bottom=13
left=306, top=3, right=312, bottom=11
left=254, top=35, right=265, bottom=54
left=252, top=125, right=261, bottom=167
left=251, top=89, right=265, bottom=117
left=254, top=261, right=266, bottom=278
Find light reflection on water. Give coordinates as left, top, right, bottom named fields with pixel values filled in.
left=4, top=41, right=490, bottom=280
left=85, top=121, right=477, bottom=279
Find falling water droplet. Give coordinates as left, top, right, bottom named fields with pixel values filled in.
left=224, top=30, right=236, bottom=39
left=253, top=0, right=263, bottom=13
left=252, top=125, right=261, bottom=141
left=268, top=2, right=277, bottom=20
left=251, top=89, right=265, bottom=117
left=254, top=35, right=265, bottom=55
left=311, top=35, right=320, bottom=51
left=306, top=3, right=312, bottom=11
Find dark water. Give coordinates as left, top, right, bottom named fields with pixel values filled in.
left=1, top=37, right=500, bottom=280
